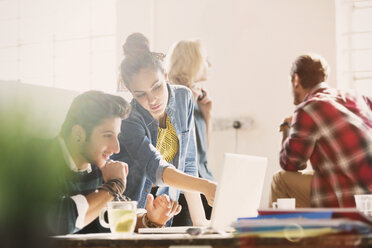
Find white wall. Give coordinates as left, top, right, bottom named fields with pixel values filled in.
left=0, top=0, right=337, bottom=208
left=117, top=0, right=337, bottom=207
left=0, top=81, right=78, bottom=138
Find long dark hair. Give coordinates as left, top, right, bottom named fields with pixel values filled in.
left=119, top=33, right=164, bottom=89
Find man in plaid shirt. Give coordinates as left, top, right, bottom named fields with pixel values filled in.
left=270, top=54, right=372, bottom=208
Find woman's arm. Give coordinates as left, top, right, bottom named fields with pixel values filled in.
left=116, top=118, right=170, bottom=187
left=162, top=167, right=216, bottom=206
left=163, top=167, right=214, bottom=226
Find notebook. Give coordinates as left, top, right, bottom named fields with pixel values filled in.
left=257, top=207, right=372, bottom=225
left=138, top=153, right=268, bottom=234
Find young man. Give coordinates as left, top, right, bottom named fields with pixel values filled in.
left=270, top=54, right=372, bottom=208
left=46, top=91, right=181, bottom=235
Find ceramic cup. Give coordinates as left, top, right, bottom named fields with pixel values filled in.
left=272, top=198, right=296, bottom=210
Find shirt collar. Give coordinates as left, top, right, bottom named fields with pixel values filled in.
left=165, top=83, right=176, bottom=115
left=57, top=136, right=92, bottom=173
left=303, top=82, right=329, bottom=102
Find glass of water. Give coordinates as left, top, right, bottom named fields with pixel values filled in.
left=354, top=194, right=372, bottom=216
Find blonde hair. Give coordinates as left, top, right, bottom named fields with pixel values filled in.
left=166, top=39, right=204, bottom=87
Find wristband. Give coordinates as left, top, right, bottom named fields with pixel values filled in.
left=98, top=178, right=126, bottom=200
left=142, top=213, right=164, bottom=228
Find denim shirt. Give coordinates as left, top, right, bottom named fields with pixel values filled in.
left=194, top=104, right=214, bottom=181
left=112, top=84, right=198, bottom=208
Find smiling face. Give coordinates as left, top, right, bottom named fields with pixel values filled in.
left=80, top=117, right=121, bottom=168
left=129, top=68, right=169, bottom=121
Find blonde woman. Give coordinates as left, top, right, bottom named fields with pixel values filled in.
left=166, top=40, right=214, bottom=225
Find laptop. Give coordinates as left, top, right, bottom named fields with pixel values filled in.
left=138, top=153, right=268, bottom=234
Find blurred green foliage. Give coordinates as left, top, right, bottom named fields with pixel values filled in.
left=0, top=106, right=64, bottom=248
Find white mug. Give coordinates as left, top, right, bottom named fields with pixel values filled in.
left=272, top=198, right=296, bottom=209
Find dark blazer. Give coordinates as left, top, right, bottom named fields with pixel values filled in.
left=37, top=138, right=105, bottom=235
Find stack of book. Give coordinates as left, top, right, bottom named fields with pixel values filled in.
left=232, top=208, right=372, bottom=238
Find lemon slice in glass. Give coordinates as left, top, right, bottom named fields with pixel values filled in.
left=114, top=212, right=135, bottom=233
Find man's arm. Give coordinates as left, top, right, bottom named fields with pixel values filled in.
left=280, top=116, right=292, bottom=147
left=61, top=161, right=127, bottom=234
left=50, top=192, right=112, bottom=235
left=81, top=160, right=128, bottom=227
left=279, top=109, right=317, bottom=171
left=83, top=190, right=114, bottom=226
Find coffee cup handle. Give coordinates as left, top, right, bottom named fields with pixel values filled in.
left=99, top=206, right=110, bottom=228
left=272, top=202, right=278, bottom=209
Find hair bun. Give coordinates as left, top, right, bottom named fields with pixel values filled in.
left=123, top=33, right=150, bottom=58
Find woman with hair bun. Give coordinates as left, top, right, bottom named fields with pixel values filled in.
left=166, top=39, right=214, bottom=225
left=112, top=33, right=216, bottom=227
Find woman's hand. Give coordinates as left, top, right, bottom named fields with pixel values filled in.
left=145, top=194, right=181, bottom=226
left=198, top=89, right=213, bottom=121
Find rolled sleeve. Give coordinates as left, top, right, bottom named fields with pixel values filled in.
left=155, top=160, right=175, bottom=186
left=70, top=194, right=89, bottom=229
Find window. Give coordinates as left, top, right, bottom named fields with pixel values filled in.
left=336, top=0, right=372, bottom=96
left=0, top=0, right=117, bottom=93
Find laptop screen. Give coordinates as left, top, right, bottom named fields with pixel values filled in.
left=210, top=153, right=267, bottom=231
left=138, top=153, right=268, bottom=234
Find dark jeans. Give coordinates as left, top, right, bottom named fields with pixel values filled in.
left=172, top=193, right=212, bottom=226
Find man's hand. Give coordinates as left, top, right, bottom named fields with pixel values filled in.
left=145, top=194, right=181, bottom=226
left=285, top=117, right=293, bottom=123
left=280, top=116, right=292, bottom=146
left=202, top=180, right=217, bottom=207
left=101, top=160, right=128, bottom=183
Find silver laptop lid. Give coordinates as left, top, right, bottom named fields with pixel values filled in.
left=210, top=153, right=268, bottom=231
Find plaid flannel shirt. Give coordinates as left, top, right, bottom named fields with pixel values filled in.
left=280, top=83, right=372, bottom=207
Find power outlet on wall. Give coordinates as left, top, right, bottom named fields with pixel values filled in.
left=212, top=116, right=254, bottom=132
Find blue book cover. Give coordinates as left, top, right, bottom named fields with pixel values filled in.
left=238, top=212, right=332, bottom=221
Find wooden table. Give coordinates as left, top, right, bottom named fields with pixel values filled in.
left=51, top=232, right=372, bottom=248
